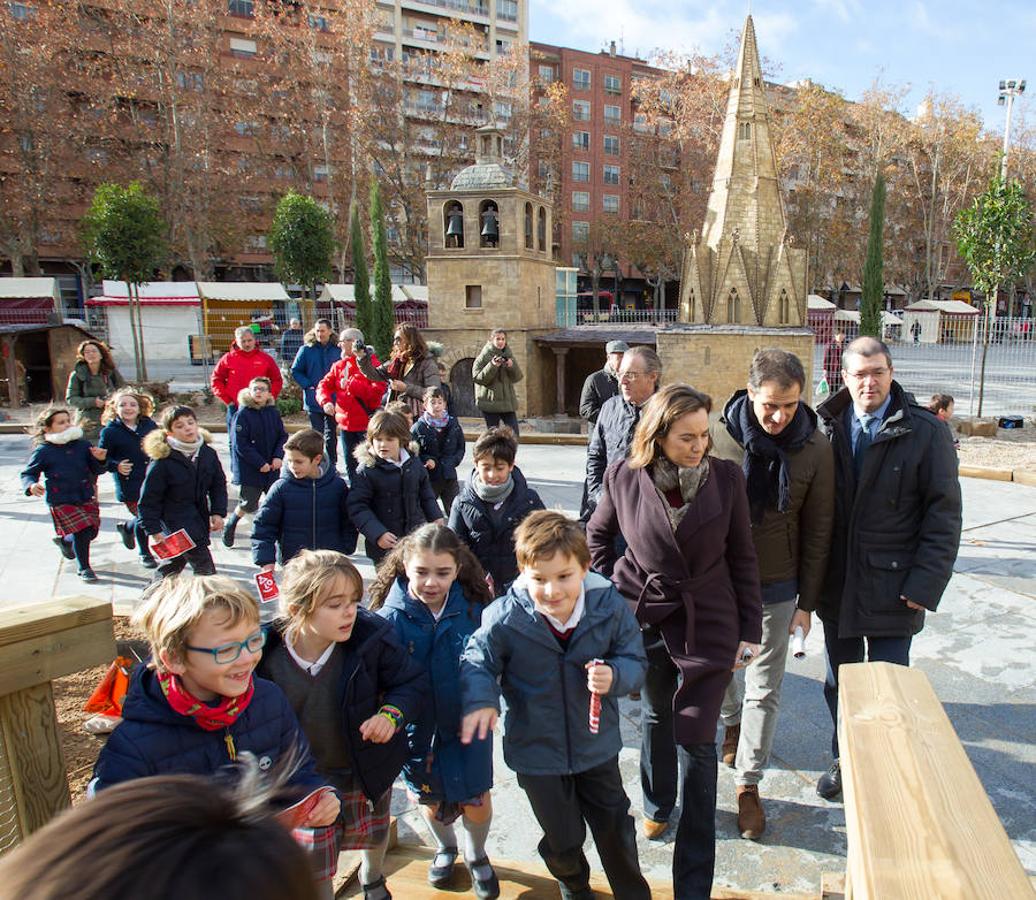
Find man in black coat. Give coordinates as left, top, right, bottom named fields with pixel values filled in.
left=814, top=336, right=961, bottom=800
left=579, top=340, right=627, bottom=425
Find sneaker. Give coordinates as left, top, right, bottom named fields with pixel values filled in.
left=642, top=817, right=668, bottom=839
left=221, top=518, right=237, bottom=548
left=464, top=856, right=500, bottom=900
left=736, top=784, right=765, bottom=839
left=722, top=722, right=741, bottom=767
left=428, top=846, right=457, bottom=889
left=817, top=761, right=842, bottom=800
left=140, top=555, right=158, bottom=569
left=53, top=537, right=75, bottom=560
left=78, top=568, right=99, bottom=583
left=115, top=521, right=135, bottom=550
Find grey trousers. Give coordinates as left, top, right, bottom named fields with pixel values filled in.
left=719, top=599, right=796, bottom=787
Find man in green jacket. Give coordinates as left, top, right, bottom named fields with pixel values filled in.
left=711, top=349, right=834, bottom=841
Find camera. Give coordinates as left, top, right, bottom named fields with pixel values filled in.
left=353, top=339, right=367, bottom=354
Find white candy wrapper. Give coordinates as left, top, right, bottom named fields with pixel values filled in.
left=791, top=625, right=806, bottom=659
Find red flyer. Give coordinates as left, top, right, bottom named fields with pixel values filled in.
left=276, top=787, right=334, bottom=829
left=150, top=529, right=195, bottom=560
left=254, top=570, right=279, bottom=603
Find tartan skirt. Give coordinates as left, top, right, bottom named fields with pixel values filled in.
left=50, top=501, right=100, bottom=538
left=292, top=785, right=391, bottom=883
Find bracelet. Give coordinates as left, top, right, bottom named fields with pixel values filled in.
left=377, top=704, right=404, bottom=729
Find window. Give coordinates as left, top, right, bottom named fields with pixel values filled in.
left=633, top=113, right=649, bottom=132
left=604, top=74, right=621, bottom=94
left=572, top=221, right=589, bottom=243
left=246, top=234, right=267, bottom=251
left=573, top=252, right=587, bottom=269
left=572, top=68, right=591, bottom=90
left=604, top=135, right=619, bottom=156
left=19, top=134, right=33, bottom=152
left=538, top=64, right=554, bottom=82
left=537, top=159, right=550, bottom=178
left=274, top=163, right=293, bottom=179
left=603, top=194, right=619, bottom=213
left=494, top=100, right=512, bottom=120
left=572, top=161, right=589, bottom=182
left=604, top=104, right=621, bottom=124
left=498, top=0, right=518, bottom=20
left=572, top=191, right=590, bottom=212
left=738, top=121, right=751, bottom=141
left=234, top=120, right=259, bottom=137
left=603, top=164, right=620, bottom=185
left=465, top=285, right=482, bottom=309
left=314, top=164, right=330, bottom=182
left=496, top=39, right=511, bottom=53
left=659, top=118, right=673, bottom=137
left=9, top=3, right=34, bottom=20
left=229, top=37, right=258, bottom=58
left=228, top=0, right=254, bottom=16
left=572, top=100, right=590, bottom=121
left=727, top=289, right=742, bottom=322
left=308, top=13, right=329, bottom=30
left=176, top=71, right=205, bottom=92
left=779, top=289, right=790, bottom=324
left=572, top=131, right=590, bottom=151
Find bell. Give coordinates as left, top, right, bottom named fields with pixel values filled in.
left=445, top=211, right=463, bottom=237
left=480, top=209, right=499, bottom=240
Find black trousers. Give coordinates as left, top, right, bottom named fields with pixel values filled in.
left=482, top=411, right=519, bottom=438
left=673, top=742, right=718, bottom=900
left=308, top=410, right=338, bottom=468
left=640, top=626, right=680, bottom=822
left=155, top=545, right=216, bottom=579
left=432, top=477, right=459, bottom=515
left=517, top=757, right=650, bottom=900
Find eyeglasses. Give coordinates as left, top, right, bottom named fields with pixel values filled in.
left=619, top=370, right=649, bottom=383
left=845, top=368, right=889, bottom=381
left=185, top=630, right=266, bottom=665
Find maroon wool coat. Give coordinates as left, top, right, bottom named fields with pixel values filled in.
left=587, top=457, right=762, bottom=744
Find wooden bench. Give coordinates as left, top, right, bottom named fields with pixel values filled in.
left=0, top=597, right=114, bottom=854
left=838, top=662, right=1033, bottom=898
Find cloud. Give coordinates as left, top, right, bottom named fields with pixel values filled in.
left=811, top=0, right=861, bottom=23
left=909, top=1, right=963, bottom=42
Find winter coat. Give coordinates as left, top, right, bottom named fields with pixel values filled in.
left=315, top=353, right=387, bottom=433
left=710, top=394, right=835, bottom=612
left=472, top=342, right=523, bottom=414
left=65, top=362, right=126, bottom=435
left=138, top=429, right=229, bottom=548
left=290, top=336, right=340, bottom=413
left=92, top=665, right=325, bottom=795
left=378, top=580, right=492, bottom=802
left=586, top=457, right=762, bottom=744
left=461, top=572, right=647, bottom=776
left=21, top=438, right=106, bottom=506
left=98, top=416, right=159, bottom=504
left=258, top=611, right=429, bottom=803
left=823, top=342, right=844, bottom=391
left=231, top=389, right=288, bottom=489
left=251, top=462, right=357, bottom=566
left=816, top=382, right=962, bottom=638
left=578, top=367, right=620, bottom=424
left=281, top=327, right=304, bottom=363
left=347, top=444, right=442, bottom=562
left=411, top=415, right=465, bottom=483
left=581, top=393, right=643, bottom=520
left=447, top=466, right=545, bottom=592
left=210, top=342, right=283, bottom=407
left=357, top=351, right=440, bottom=418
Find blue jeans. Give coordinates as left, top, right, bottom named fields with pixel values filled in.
left=823, top=625, right=912, bottom=757
left=308, top=410, right=338, bottom=468
left=225, top=404, right=238, bottom=457
left=340, top=430, right=365, bottom=486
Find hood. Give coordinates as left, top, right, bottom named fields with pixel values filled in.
left=278, top=456, right=336, bottom=487
left=236, top=388, right=276, bottom=410
left=354, top=440, right=422, bottom=470
left=143, top=427, right=214, bottom=461
left=506, top=571, right=614, bottom=619
left=382, top=577, right=466, bottom=620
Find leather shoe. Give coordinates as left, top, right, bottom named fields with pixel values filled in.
left=116, top=521, right=135, bottom=549
left=465, top=856, right=500, bottom=899
left=722, top=722, right=741, bottom=767
left=221, top=518, right=237, bottom=548
left=817, top=761, right=842, bottom=800
left=736, top=784, right=765, bottom=839
left=428, top=846, right=457, bottom=888
left=53, top=537, right=75, bottom=560
left=642, top=817, right=668, bottom=839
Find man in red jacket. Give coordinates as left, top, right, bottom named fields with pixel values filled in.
left=211, top=326, right=283, bottom=456
left=316, top=327, right=386, bottom=484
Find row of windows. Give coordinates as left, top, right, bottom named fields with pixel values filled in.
left=537, top=65, right=623, bottom=95
left=572, top=133, right=621, bottom=155
left=572, top=101, right=622, bottom=122
left=571, top=194, right=620, bottom=213
left=571, top=162, right=620, bottom=183
left=228, top=0, right=328, bottom=28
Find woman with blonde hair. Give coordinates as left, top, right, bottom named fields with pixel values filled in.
left=586, top=383, right=761, bottom=899
left=65, top=339, right=126, bottom=437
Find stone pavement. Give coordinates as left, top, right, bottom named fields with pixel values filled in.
left=1, top=433, right=1033, bottom=894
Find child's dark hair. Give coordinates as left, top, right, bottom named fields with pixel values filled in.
left=27, top=406, right=73, bottom=444
left=472, top=426, right=517, bottom=465
left=515, top=510, right=591, bottom=570
left=368, top=523, right=493, bottom=611
left=249, top=376, right=272, bottom=389
left=284, top=428, right=325, bottom=460
left=422, top=386, right=445, bottom=403
left=159, top=404, right=197, bottom=431
left=928, top=393, right=954, bottom=414
left=384, top=400, right=413, bottom=422
left=367, top=410, right=411, bottom=444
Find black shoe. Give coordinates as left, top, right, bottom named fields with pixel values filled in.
left=817, top=761, right=842, bottom=800
left=428, top=846, right=457, bottom=888
left=53, top=537, right=75, bottom=560
left=361, top=875, right=392, bottom=899
left=465, top=856, right=500, bottom=900
left=221, top=518, right=238, bottom=548
left=78, top=568, right=99, bottom=583
left=116, top=521, right=135, bottom=550
left=140, top=555, right=158, bottom=569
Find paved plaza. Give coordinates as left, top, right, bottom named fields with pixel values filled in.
left=1, top=434, right=1033, bottom=893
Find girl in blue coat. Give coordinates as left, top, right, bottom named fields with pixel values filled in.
left=99, top=388, right=159, bottom=568
left=370, top=524, right=500, bottom=899
left=224, top=377, right=288, bottom=547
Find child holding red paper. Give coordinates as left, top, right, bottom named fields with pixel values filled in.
left=460, top=511, right=650, bottom=900
left=259, top=550, right=428, bottom=900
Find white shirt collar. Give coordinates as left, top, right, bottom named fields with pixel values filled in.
left=286, top=638, right=336, bottom=676
left=387, top=447, right=410, bottom=468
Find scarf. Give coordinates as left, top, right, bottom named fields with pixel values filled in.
left=157, top=669, right=254, bottom=732
left=723, top=391, right=813, bottom=525
left=421, top=410, right=450, bottom=430
left=472, top=472, right=514, bottom=506
left=167, top=434, right=204, bottom=457
left=45, top=426, right=84, bottom=445
left=651, top=456, right=710, bottom=530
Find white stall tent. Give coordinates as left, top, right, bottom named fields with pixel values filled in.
left=902, top=299, right=978, bottom=344
left=86, top=281, right=200, bottom=362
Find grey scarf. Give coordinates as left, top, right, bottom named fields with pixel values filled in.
left=167, top=434, right=204, bottom=458
left=650, top=456, right=710, bottom=530
left=472, top=473, right=514, bottom=507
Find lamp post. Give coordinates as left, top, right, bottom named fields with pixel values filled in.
left=997, top=79, right=1026, bottom=180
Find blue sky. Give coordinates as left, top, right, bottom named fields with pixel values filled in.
left=529, top=0, right=1036, bottom=133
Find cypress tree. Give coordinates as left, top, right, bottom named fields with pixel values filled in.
left=369, top=180, right=395, bottom=359
left=859, top=171, right=886, bottom=338
left=349, top=199, right=373, bottom=340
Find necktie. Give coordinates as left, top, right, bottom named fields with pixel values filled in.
left=854, top=414, right=873, bottom=477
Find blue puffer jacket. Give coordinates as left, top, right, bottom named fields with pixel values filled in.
left=411, top=415, right=465, bottom=483
left=251, top=462, right=358, bottom=566
left=21, top=437, right=106, bottom=506
left=98, top=416, right=159, bottom=504
left=461, top=572, right=647, bottom=777
left=378, top=579, right=493, bottom=803
left=291, top=337, right=340, bottom=412
left=92, top=665, right=325, bottom=795
left=231, top=389, right=289, bottom=489
left=258, top=610, right=429, bottom=802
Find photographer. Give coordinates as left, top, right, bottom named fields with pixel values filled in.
left=473, top=328, right=523, bottom=436
left=356, top=322, right=440, bottom=419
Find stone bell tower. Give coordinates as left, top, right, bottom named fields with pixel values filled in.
left=679, top=15, right=807, bottom=327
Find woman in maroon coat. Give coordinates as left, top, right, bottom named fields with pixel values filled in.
left=587, top=383, right=762, bottom=899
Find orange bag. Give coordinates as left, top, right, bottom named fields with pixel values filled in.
left=83, top=656, right=134, bottom=717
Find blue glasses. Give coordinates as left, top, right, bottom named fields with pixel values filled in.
left=185, top=630, right=266, bottom=665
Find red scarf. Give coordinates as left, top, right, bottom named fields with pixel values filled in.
left=157, top=669, right=254, bottom=732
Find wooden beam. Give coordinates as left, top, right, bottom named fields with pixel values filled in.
left=0, top=597, right=112, bottom=649
left=838, top=662, right=1032, bottom=899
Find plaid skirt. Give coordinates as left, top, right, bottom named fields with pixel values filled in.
left=50, top=501, right=100, bottom=538
left=292, top=785, right=391, bottom=884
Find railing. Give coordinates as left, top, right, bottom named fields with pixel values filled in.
left=401, top=0, right=489, bottom=17
left=565, top=308, right=678, bottom=326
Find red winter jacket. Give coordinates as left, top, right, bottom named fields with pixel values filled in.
left=210, top=343, right=283, bottom=406
left=316, top=353, right=387, bottom=432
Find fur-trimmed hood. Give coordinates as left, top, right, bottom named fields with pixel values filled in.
left=236, top=387, right=277, bottom=410
left=354, top=440, right=422, bottom=470
left=143, top=427, right=214, bottom=461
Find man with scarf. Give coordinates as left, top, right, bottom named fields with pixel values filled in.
left=711, top=349, right=834, bottom=840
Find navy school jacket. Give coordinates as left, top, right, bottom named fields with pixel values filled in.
left=98, top=416, right=159, bottom=504
left=411, top=415, right=465, bottom=483
left=231, top=389, right=289, bottom=489
left=21, top=437, right=106, bottom=506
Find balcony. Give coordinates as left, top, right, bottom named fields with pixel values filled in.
left=558, top=308, right=678, bottom=327
left=400, top=0, right=489, bottom=21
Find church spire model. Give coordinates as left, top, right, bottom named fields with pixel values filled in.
left=679, top=15, right=806, bottom=326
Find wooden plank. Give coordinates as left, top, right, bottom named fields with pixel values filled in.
left=0, top=618, right=115, bottom=696
left=0, top=683, right=70, bottom=836
left=0, top=710, right=24, bottom=856
left=838, top=662, right=1033, bottom=899
left=0, top=598, right=112, bottom=649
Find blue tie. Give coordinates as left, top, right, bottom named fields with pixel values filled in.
left=854, top=414, right=873, bottom=477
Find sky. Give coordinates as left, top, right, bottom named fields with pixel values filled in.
left=528, top=0, right=1036, bottom=134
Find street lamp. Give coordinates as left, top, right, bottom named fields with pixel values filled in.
left=997, top=78, right=1026, bottom=180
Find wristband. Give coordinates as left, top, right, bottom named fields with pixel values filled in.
left=377, top=704, right=403, bottom=729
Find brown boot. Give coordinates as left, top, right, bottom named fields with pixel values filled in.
left=721, top=722, right=740, bottom=767
left=736, top=785, right=765, bottom=840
